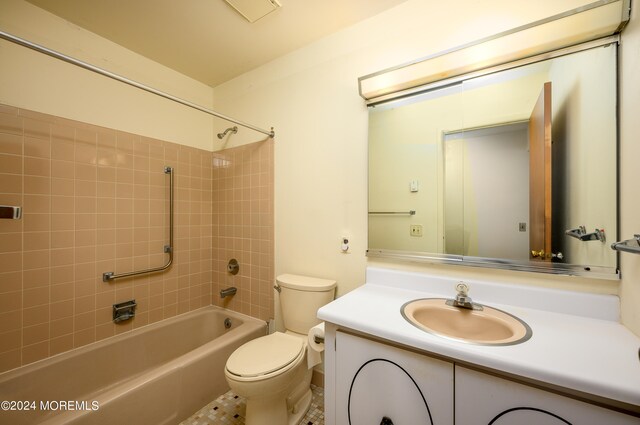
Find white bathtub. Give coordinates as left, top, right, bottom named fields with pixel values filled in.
left=0, top=306, right=266, bottom=425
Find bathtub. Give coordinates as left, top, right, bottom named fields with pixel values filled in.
left=0, top=306, right=266, bottom=425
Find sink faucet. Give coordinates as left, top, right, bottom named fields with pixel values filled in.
left=447, top=282, right=483, bottom=311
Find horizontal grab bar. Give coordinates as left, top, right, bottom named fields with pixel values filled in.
left=0, top=205, right=21, bottom=219
left=103, top=166, right=174, bottom=281
left=369, top=210, right=416, bottom=216
left=611, top=235, right=640, bottom=255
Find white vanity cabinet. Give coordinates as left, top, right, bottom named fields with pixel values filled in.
left=334, top=331, right=454, bottom=425
left=332, top=331, right=640, bottom=425
left=455, top=366, right=640, bottom=425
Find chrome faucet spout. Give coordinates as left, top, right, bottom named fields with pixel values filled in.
left=446, top=282, right=483, bottom=311
left=220, top=287, right=237, bottom=298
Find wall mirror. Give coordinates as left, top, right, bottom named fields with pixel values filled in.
left=367, top=42, right=619, bottom=279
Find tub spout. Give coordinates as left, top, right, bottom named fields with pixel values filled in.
left=220, top=287, right=237, bottom=298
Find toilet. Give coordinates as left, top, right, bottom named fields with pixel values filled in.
left=224, top=274, right=336, bottom=425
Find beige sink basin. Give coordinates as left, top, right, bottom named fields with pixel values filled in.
left=401, top=298, right=532, bottom=345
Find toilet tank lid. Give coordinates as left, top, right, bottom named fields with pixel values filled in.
left=276, top=274, right=336, bottom=291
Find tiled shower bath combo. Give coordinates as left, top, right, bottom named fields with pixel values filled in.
left=0, top=104, right=280, bottom=423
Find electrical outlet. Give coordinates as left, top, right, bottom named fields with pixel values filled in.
left=410, top=224, right=423, bottom=237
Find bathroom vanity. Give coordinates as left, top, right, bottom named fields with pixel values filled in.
left=318, top=268, right=640, bottom=424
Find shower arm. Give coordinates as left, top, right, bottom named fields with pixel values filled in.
left=218, top=126, right=238, bottom=139
left=102, top=166, right=174, bottom=282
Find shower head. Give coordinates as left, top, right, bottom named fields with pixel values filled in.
left=217, top=126, right=238, bottom=139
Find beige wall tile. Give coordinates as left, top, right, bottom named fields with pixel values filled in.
left=0, top=173, right=22, bottom=193
left=22, top=341, right=49, bottom=364
left=0, top=105, right=235, bottom=370
left=0, top=133, right=22, bottom=155
left=0, top=153, right=22, bottom=174
left=0, top=349, right=21, bottom=373
left=49, top=334, right=74, bottom=356
left=0, top=233, right=22, bottom=254
left=23, top=286, right=49, bottom=309
left=0, top=114, right=22, bottom=135
left=23, top=304, right=49, bottom=327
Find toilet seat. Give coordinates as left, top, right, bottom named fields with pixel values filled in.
left=226, top=332, right=305, bottom=381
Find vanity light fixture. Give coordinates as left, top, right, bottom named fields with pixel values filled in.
left=359, top=0, right=630, bottom=105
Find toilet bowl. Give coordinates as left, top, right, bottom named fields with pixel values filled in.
left=225, top=331, right=312, bottom=425
left=224, top=274, right=336, bottom=425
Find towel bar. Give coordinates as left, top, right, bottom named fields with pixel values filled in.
left=368, top=210, right=416, bottom=216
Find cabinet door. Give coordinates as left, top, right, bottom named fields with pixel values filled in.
left=455, top=366, right=640, bottom=425
left=335, top=331, right=453, bottom=425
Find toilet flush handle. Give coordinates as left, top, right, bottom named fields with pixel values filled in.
left=273, top=284, right=281, bottom=293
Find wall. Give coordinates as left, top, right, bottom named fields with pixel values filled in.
left=1, top=0, right=636, bottom=355
left=0, top=105, right=214, bottom=373
left=210, top=0, right=632, bottom=330
left=0, top=0, right=278, bottom=372
left=0, top=0, right=214, bottom=150
left=619, top=4, right=640, bottom=335
left=210, top=141, right=275, bottom=322
left=0, top=104, right=276, bottom=372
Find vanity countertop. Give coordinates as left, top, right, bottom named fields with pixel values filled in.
left=317, top=267, right=640, bottom=411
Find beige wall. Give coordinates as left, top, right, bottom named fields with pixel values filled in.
left=619, top=5, right=640, bottom=336
left=0, top=0, right=215, bottom=151
left=2, top=0, right=638, bottom=337
left=211, top=0, right=637, bottom=331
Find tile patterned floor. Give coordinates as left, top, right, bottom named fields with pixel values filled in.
left=181, top=385, right=324, bottom=425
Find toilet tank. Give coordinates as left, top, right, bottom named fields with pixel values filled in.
left=277, top=274, right=336, bottom=334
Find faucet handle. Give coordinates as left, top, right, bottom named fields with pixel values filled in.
left=455, top=282, right=469, bottom=296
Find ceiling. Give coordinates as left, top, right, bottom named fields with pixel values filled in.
left=25, top=0, right=408, bottom=87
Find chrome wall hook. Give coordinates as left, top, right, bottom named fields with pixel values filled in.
left=565, top=226, right=606, bottom=243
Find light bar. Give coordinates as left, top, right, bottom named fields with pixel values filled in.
left=359, top=0, right=630, bottom=103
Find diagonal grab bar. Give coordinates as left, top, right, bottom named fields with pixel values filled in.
left=103, top=166, right=174, bottom=282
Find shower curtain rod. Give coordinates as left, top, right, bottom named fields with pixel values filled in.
left=0, top=29, right=275, bottom=138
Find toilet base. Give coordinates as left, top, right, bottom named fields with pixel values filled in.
left=243, top=387, right=311, bottom=425
left=288, top=388, right=312, bottom=425
left=237, top=363, right=313, bottom=425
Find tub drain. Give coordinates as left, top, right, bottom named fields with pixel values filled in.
left=224, top=318, right=232, bottom=329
